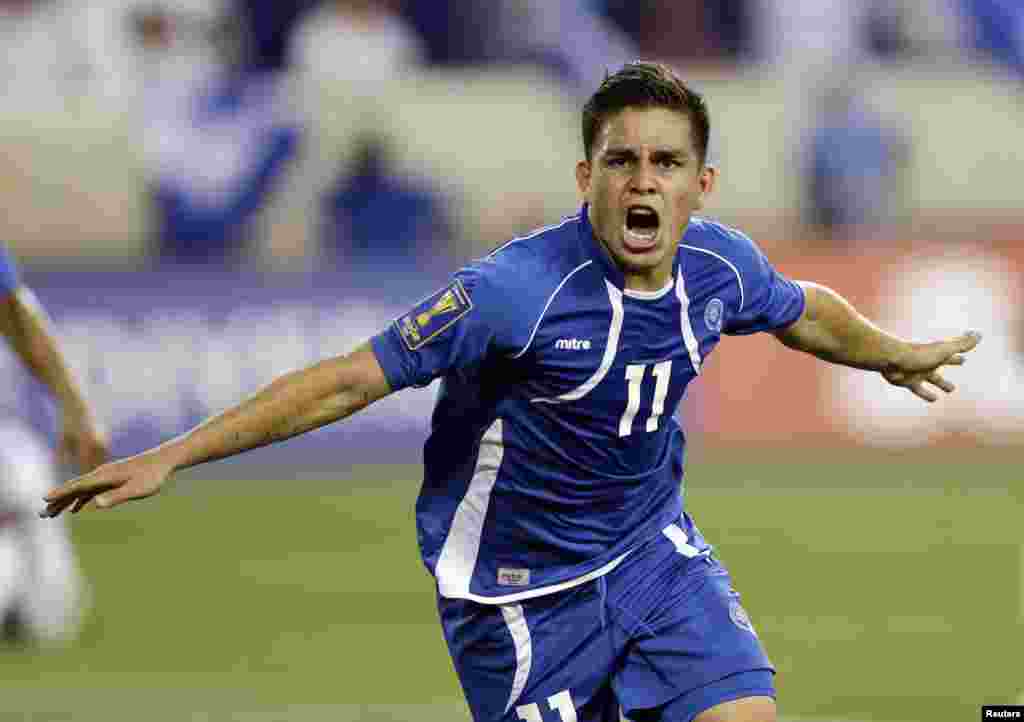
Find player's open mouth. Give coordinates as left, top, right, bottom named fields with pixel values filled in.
left=623, top=205, right=660, bottom=252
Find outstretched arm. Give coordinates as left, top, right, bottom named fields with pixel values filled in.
left=775, top=281, right=981, bottom=402
left=160, top=342, right=390, bottom=468
left=0, top=287, right=108, bottom=472
left=41, top=342, right=391, bottom=517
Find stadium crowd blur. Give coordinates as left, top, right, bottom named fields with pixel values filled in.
left=0, top=0, right=1021, bottom=271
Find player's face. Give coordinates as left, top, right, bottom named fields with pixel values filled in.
left=576, top=106, right=716, bottom=291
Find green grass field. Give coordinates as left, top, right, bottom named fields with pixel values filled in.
left=0, top=450, right=1019, bottom=722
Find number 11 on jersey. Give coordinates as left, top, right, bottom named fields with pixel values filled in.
left=619, top=360, right=672, bottom=437
left=516, top=690, right=578, bottom=722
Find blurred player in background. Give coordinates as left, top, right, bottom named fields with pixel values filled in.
left=42, top=63, right=979, bottom=721
left=0, top=244, right=108, bottom=645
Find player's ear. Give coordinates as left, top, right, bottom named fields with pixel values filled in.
left=694, top=165, right=717, bottom=210
left=576, top=159, right=592, bottom=198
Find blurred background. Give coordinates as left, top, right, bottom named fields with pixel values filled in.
left=0, top=1, right=1020, bottom=721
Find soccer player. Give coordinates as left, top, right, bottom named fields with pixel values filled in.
left=41, top=62, right=979, bottom=721
left=0, top=243, right=108, bottom=644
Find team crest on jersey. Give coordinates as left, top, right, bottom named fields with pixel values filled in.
left=704, top=298, right=724, bottom=332
left=729, top=599, right=757, bottom=637
left=397, top=280, right=473, bottom=350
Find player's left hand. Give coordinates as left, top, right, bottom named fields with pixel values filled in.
left=881, top=330, right=981, bottom=402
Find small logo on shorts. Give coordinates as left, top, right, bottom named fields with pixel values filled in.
left=729, top=599, right=757, bottom=637
left=497, top=568, right=531, bottom=586
left=704, top=298, right=724, bottom=332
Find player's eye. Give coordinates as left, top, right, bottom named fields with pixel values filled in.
left=606, top=156, right=629, bottom=168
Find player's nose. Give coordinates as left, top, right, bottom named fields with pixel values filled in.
left=628, top=160, right=658, bottom=194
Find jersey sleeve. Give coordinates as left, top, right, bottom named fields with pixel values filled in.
left=0, top=244, right=20, bottom=296
left=370, top=261, right=530, bottom=392
left=722, top=229, right=805, bottom=336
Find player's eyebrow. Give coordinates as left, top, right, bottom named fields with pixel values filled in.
left=601, top=147, right=638, bottom=160
left=602, top=146, right=689, bottom=160
left=651, top=149, right=688, bottom=162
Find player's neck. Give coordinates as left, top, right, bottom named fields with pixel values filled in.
left=622, top=264, right=674, bottom=294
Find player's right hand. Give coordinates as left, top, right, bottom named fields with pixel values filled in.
left=881, top=330, right=982, bottom=402
left=39, top=450, right=174, bottom=518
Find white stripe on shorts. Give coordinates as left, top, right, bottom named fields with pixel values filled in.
left=500, top=603, right=532, bottom=713
left=663, top=523, right=705, bottom=558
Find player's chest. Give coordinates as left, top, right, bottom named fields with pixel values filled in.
left=520, top=280, right=723, bottom=408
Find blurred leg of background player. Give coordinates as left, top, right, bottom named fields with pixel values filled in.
left=0, top=421, right=87, bottom=645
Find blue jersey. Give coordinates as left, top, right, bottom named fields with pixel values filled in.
left=371, top=205, right=805, bottom=604
left=0, top=244, right=19, bottom=296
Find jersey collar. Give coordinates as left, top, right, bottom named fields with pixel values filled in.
left=577, top=203, right=680, bottom=292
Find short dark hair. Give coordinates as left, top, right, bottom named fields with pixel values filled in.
left=582, top=61, right=710, bottom=165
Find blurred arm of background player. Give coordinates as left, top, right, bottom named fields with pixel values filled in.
left=776, top=281, right=982, bottom=403
left=41, top=342, right=389, bottom=516
left=0, top=288, right=108, bottom=473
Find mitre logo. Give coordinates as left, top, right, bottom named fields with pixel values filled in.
left=555, top=338, right=591, bottom=350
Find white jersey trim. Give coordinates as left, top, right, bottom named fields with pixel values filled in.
left=531, top=279, right=623, bottom=404
left=442, top=549, right=633, bottom=605
left=675, top=268, right=703, bottom=375
left=623, top=277, right=674, bottom=301
left=488, top=215, right=581, bottom=259
left=435, top=419, right=505, bottom=599
left=438, top=517, right=691, bottom=605
left=680, top=244, right=745, bottom=312
left=512, top=260, right=593, bottom=359
left=501, top=603, right=533, bottom=713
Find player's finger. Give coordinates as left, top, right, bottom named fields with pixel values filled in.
left=43, top=480, right=119, bottom=517
left=43, top=483, right=72, bottom=503
left=93, top=484, right=151, bottom=510
left=42, top=487, right=84, bottom=512
left=911, top=332, right=980, bottom=372
left=927, top=372, right=955, bottom=394
left=956, top=330, right=982, bottom=351
left=934, top=331, right=981, bottom=362
left=40, top=484, right=100, bottom=517
left=70, top=495, right=93, bottom=514
left=909, top=381, right=937, bottom=403
left=43, top=475, right=101, bottom=502
left=944, top=355, right=965, bottom=366
left=39, top=496, right=78, bottom=519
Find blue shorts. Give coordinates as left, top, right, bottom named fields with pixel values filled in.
left=438, top=517, right=774, bottom=722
